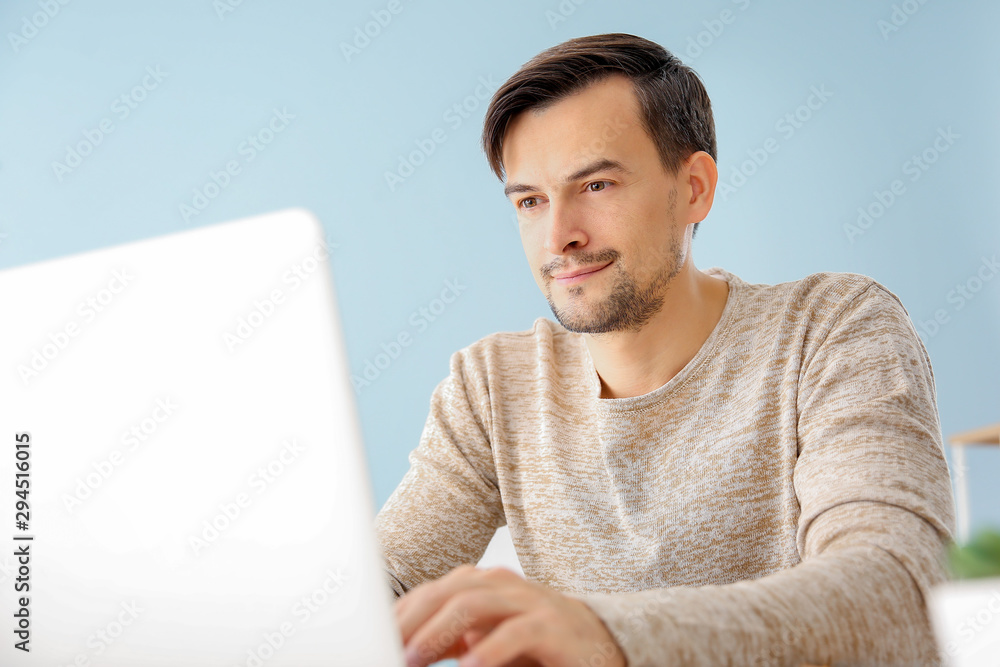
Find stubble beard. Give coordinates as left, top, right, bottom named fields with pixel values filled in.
left=546, top=187, right=683, bottom=334
left=546, top=232, right=683, bottom=335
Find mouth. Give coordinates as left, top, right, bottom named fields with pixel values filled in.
left=552, top=261, right=612, bottom=286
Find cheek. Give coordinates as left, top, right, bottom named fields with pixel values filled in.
left=519, top=227, right=542, bottom=260
left=518, top=233, right=542, bottom=277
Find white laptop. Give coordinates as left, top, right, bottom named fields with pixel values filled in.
left=0, top=209, right=406, bottom=666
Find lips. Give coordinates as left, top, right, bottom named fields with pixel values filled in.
left=554, top=262, right=611, bottom=280
left=553, top=261, right=612, bottom=284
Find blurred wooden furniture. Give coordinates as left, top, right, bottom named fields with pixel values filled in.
left=948, top=422, right=1000, bottom=542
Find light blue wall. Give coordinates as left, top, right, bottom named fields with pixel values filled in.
left=2, top=0, right=998, bottom=539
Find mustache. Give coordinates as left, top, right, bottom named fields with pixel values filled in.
left=541, top=248, right=619, bottom=279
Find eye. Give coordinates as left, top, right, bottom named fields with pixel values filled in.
left=587, top=181, right=610, bottom=192
left=517, top=196, right=539, bottom=210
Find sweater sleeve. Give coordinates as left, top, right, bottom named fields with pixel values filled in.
left=574, top=283, right=957, bottom=666
left=374, top=347, right=506, bottom=599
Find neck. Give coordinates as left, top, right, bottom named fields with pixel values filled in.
left=584, top=262, right=730, bottom=399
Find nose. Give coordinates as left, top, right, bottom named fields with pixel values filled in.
left=542, top=197, right=588, bottom=256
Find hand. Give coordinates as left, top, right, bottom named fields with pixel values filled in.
left=394, top=564, right=627, bottom=667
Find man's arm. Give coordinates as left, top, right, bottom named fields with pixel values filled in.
left=573, top=282, right=957, bottom=665
left=374, top=347, right=506, bottom=599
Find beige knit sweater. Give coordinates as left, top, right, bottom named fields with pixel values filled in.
left=374, top=267, right=957, bottom=666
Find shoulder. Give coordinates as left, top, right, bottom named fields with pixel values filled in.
left=708, top=267, right=921, bottom=367
left=433, top=318, right=585, bottom=414
left=759, top=272, right=930, bottom=377
left=749, top=270, right=898, bottom=307
left=449, top=317, right=581, bottom=375
left=732, top=269, right=910, bottom=329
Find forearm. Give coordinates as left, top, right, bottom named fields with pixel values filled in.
left=575, top=504, right=950, bottom=666
left=375, top=349, right=506, bottom=598
left=385, top=566, right=406, bottom=600
left=375, top=473, right=504, bottom=594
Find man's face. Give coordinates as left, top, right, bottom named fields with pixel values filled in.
left=501, top=74, right=689, bottom=335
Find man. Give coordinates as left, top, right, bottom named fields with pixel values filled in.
left=375, top=33, right=956, bottom=666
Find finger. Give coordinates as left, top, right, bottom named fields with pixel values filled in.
left=405, top=589, right=523, bottom=667
left=462, top=627, right=491, bottom=648
left=405, top=623, right=508, bottom=664
left=456, top=612, right=553, bottom=667
left=395, top=564, right=481, bottom=641
left=395, top=564, right=482, bottom=612
left=396, top=625, right=490, bottom=663
left=395, top=565, right=519, bottom=618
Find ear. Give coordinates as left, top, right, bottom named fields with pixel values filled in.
left=682, top=151, right=718, bottom=225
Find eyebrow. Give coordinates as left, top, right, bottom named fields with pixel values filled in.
left=503, top=158, right=632, bottom=199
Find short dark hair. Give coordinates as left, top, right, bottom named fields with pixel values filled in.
left=481, top=33, right=717, bottom=239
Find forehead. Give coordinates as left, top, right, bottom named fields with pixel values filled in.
left=501, top=74, right=651, bottom=185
